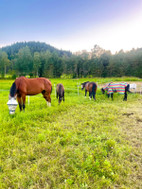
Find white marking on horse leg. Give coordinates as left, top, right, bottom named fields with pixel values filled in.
left=47, top=102, right=51, bottom=107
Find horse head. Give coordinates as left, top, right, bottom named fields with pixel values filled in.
left=81, top=81, right=89, bottom=90
left=101, top=88, right=105, bottom=94
left=59, top=97, right=62, bottom=104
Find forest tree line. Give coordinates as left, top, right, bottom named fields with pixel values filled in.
left=0, top=42, right=142, bottom=78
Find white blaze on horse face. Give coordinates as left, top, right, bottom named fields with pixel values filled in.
left=81, top=85, right=83, bottom=89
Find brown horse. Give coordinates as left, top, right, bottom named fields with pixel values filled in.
left=81, top=81, right=97, bottom=100
left=9, top=76, right=52, bottom=111
left=56, top=83, right=65, bottom=104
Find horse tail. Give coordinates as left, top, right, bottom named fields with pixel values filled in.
left=126, top=84, right=131, bottom=93
left=10, top=82, right=17, bottom=97
left=92, top=83, right=97, bottom=97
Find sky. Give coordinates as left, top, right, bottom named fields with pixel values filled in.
left=0, top=0, right=142, bottom=53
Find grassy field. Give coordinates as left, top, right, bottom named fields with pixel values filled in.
left=0, top=77, right=142, bottom=189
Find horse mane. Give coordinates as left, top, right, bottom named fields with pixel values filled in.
left=82, top=81, right=89, bottom=85
left=10, top=82, right=17, bottom=97
left=102, top=83, right=110, bottom=90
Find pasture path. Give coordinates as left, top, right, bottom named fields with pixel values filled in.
left=120, top=99, right=142, bottom=188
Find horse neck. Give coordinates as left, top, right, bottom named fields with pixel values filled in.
left=103, top=83, right=109, bottom=90
left=15, top=77, right=25, bottom=89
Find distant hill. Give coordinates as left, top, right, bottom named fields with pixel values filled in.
left=1, top=41, right=72, bottom=59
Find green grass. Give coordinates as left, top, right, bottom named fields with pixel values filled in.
left=0, top=78, right=141, bottom=188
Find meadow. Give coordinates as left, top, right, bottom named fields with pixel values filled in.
left=0, top=77, right=142, bottom=189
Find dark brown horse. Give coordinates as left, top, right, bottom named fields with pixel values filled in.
left=56, top=83, right=65, bottom=104
left=9, top=76, right=52, bottom=111
left=81, top=81, right=97, bottom=100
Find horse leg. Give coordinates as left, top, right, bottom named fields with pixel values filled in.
left=85, top=90, right=87, bottom=97
left=43, top=92, right=51, bottom=107
left=17, top=95, right=22, bottom=111
left=63, top=92, right=65, bottom=101
left=124, top=87, right=128, bottom=101
left=89, top=91, right=92, bottom=100
left=58, top=95, right=62, bottom=104
left=111, top=93, right=113, bottom=100
left=56, top=92, right=58, bottom=99
left=123, top=92, right=127, bottom=101
left=93, top=92, right=96, bottom=100
left=22, top=95, right=26, bottom=111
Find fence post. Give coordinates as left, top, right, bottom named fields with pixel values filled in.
left=54, top=84, right=56, bottom=97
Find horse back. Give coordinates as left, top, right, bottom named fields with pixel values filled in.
left=85, top=82, right=90, bottom=91
left=87, top=82, right=97, bottom=92
left=56, top=84, right=64, bottom=96
left=108, top=82, right=128, bottom=94
left=15, top=77, right=52, bottom=95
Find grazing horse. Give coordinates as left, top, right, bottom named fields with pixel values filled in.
left=9, top=76, right=52, bottom=111
left=101, top=82, right=131, bottom=101
left=56, top=83, right=65, bottom=104
left=81, top=81, right=97, bottom=100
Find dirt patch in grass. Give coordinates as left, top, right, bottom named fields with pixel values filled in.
left=120, top=100, right=142, bottom=188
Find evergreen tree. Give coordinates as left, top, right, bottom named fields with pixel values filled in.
left=14, top=46, right=33, bottom=76
left=0, top=50, right=10, bottom=78
left=33, top=52, right=41, bottom=77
